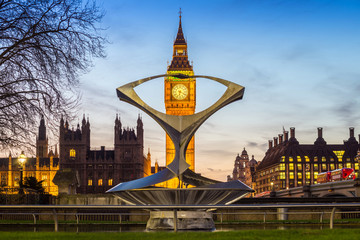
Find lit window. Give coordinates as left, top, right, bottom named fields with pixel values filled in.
left=297, top=156, right=302, bottom=162
left=14, top=174, right=19, bottom=187
left=314, top=164, right=318, bottom=171
left=297, top=164, right=302, bottom=170
left=41, top=174, right=48, bottom=180
left=322, top=164, right=327, bottom=171
left=314, top=172, right=319, bottom=180
left=88, top=179, right=92, bottom=186
left=281, top=156, right=285, bottom=162
left=314, top=157, right=318, bottom=162
left=108, top=179, right=113, bottom=186
left=280, top=164, right=285, bottom=171
left=346, top=163, right=352, bottom=168
left=297, top=181, right=302, bottom=186
left=330, top=158, right=334, bottom=162
left=355, top=163, right=359, bottom=170
left=322, top=157, right=326, bottom=162
left=98, top=179, right=103, bottom=186
left=298, top=172, right=302, bottom=179
left=289, top=163, right=294, bottom=171
left=1, top=174, right=7, bottom=186
left=280, top=172, right=285, bottom=179
left=333, top=151, right=345, bottom=162
left=306, top=172, right=310, bottom=179
left=330, top=164, right=335, bottom=170
left=70, top=149, right=76, bottom=158
left=305, top=156, right=310, bottom=162
left=338, top=164, right=343, bottom=169
left=289, top=157, right=293, bottom=162
left=289, top=172, right=294, bottom=179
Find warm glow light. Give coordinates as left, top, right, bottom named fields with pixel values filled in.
left=18, top=151, right=26, bottom=165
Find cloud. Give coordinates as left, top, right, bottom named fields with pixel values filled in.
left=282, top=45, right=317, bottom=62
left=246, top=141, right=268, bottom=151
left=248, top=67, right=276, bottom=89
left=316, top=73, right=360, bottom=126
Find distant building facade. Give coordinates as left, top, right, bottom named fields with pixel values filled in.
left=59, top=114, right=151, bottom=194
left=227, top=148, right=258, bottom=189
left=0, top=117, right=59, bottom=195
left=254, top=127, right=360, bottom=194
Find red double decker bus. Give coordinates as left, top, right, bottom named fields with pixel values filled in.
left=317, top=168, right=355, bottom=184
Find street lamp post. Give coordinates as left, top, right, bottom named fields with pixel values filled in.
left=270, top=181, right=276, bottom=197
left=18, top=151, right=26, bottom=194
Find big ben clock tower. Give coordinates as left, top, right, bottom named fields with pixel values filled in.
left=164, top=11, right=196, bottom=187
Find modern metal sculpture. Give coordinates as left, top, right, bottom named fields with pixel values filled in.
left=107, top=74, right=253, bottom=230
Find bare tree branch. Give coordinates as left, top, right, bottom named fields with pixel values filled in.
left=0, top=0, right=106, bottom=151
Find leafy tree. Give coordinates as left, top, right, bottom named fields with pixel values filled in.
left=0, top=0, right=106, bottom=150
left=23, top=176, right=44, bottom=193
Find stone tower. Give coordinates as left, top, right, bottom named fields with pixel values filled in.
left=59, top=114, right=90, bottom=170
left=114, top=114, right=144, bottom=182
left=36, top=116, right=48, bottom=158
left=228, top=148, right=250, bottom=183
left=164, top=11, right=196, bottom=186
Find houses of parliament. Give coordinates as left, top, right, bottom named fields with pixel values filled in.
left=0, top=12, right=196, bottom=195
left=0, top=115, right=151, bottom=195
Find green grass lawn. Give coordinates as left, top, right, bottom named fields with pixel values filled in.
left=1, top=229, right=360, bottom=240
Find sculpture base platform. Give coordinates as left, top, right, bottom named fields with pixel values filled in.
left=146, top=211, right=215, bottom=231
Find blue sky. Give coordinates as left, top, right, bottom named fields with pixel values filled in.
left=71, top=0, right=360, bottom=181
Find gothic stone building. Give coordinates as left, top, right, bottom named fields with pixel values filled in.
left=254, top=127, right=360, bottom=194
left=0, top=117, right=59, bottom=195
left=227, top=148, right=258, bottom=190
left=59, top=114, right=151, bottom=194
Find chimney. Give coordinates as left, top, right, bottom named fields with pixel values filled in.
left=274, top=137, right=278, bottom=147
left=290, top=127, right=295, bottom=139
left=284, top=131, right=289, bottom=141
left=350, top=127, right=355, bottom=138
left=268, top=140, right=273, bottom=149
left=278, top=134, right=283, bottom=144
left=318, top=127, right=323, bottom=138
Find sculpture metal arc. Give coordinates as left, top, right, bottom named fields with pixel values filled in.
left=107, top=74, right=244, bottom=192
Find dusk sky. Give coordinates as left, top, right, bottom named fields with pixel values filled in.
left=63, top=0, right=360, bottom=181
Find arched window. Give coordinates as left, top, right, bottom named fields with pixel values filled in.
left=70, top=149, right=76, bottom=158
left=88, top=173, right=93, bottom=186
left=98, top=178, right=103, bottom=186
left=98, top=173, right=103, bottom=186
left=108, top=172, right=113, bottom=186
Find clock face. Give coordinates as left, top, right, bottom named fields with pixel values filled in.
left=172, top=84, right=188, bottom=100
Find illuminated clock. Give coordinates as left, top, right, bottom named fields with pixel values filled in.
left=172, top=84, right=188, bottom=100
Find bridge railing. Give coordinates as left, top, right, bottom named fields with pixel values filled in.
left=1, top=203, right=360, bottom=232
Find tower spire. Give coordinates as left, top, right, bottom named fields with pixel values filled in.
left=168, top=10, right=192, bottom=71
left=174, top=9, right=186, bottom=45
